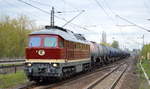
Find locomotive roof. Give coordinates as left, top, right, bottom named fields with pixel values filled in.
left=30, top=26, right=89, bottom=44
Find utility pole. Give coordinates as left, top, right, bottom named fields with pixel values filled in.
left=142, top=34, right=144, bottom=47
left=50, top=7, right=54, bottom=26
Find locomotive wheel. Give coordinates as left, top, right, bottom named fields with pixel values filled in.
left=62, top=67, right=75, bottom=79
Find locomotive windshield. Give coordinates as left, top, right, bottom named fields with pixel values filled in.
left=28, top=36, right=57, bottom=47
left=44, top=37, right=57, bottom=47
left=29, top=37, right=41, bottom=47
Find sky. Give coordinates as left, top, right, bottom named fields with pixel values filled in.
left=0, top=0, right=150, bottom=50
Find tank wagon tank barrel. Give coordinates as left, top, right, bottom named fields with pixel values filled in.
left=89, top=41, right=130, bottom=65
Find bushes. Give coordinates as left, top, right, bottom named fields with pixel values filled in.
left=141, top=59, right=150, bottom=78
left=141, top=44, right=150, bottom=59
left=0, top=15, right=34, bottom=58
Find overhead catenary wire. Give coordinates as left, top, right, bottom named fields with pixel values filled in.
left=18, top=0, right=50, bottom=14
left=94, top=0, right=118, bottom=25
left=54, top=13, right=91, bottom=30
left=103, top=0, right=116, bottom=15
left=30, top=0, right=81, bottom=13
left=116, top=16, right=143, bottom=49
left=116, top=15, right=150, bottom=32
left=29, top=0, right=51, bottom=6
left=93, top=0, right=122, bottom=33
left=97, top=0, right=149, bottom=49
left=62, top=10, right=85, bottom=27
left=94, top=0, right=111, bottom=19
left=94, top=0, right=125, bottom=47
left=96, top=0, right=150, bottom=32
left=101, top=0, right=121, bottom=43
left=61, top=0, right=79, bottom=10
left=4, top=0, right=44, bottom=20
left=28, top=0, right=63, bottom=12
left=17, top=0, right=72, bottom=24
left=17, top=0, right=90, bottom=30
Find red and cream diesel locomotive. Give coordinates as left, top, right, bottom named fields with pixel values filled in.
left=25, top=25, right=130, bottom=82
left=25, top=26, right=91, bottom=81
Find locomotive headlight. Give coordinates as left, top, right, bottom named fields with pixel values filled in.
left=52, top=63, right=59, bottom=67
left=27, top=63, right=32, bottom=67
left=38, top=50, right=45, bottom=56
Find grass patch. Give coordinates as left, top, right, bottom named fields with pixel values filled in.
left=141, top=59, right=150, bottom=78
left=137, top=59, right=150, bottom=89
left=0, top=70, right=27, bottom=88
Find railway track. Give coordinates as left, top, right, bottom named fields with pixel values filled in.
left=18, top=58, right=128, bottom=89
left=85, top=62, right=128, bottom=89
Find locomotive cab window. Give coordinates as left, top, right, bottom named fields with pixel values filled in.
left=44, top=37, right=57, bottom=47
left=29, top=36, right=41, bottom=47
left=59, top=40, right=64, bottom=48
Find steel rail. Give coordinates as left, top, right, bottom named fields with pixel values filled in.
left=85, top=62, right=127, bottom=89
left=109, top=63, right=128, bottom=89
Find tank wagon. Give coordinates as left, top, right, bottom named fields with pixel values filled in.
left=25, top=26, right=130, bottom=82
left=89, top=42, right=130, bottom=66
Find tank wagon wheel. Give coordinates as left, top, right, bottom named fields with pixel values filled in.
left=103, top=56, right=108, bottom=65
left=106, top=57, right=110, bottom=64
left=83, top=63, right=90, bottom=71
left=91, top=56, right=95, bottom=67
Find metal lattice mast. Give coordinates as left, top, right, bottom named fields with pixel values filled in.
left=51, top=7, right=54, bottom=26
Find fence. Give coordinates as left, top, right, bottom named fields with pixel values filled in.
left=0, top=64, right=24, bottom=74
left=0, top=59, right=25, bottom=63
